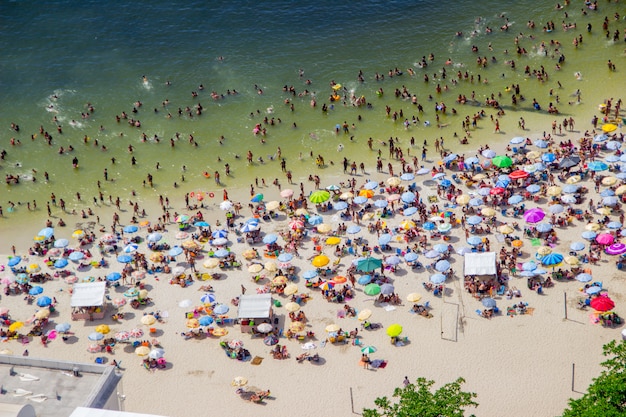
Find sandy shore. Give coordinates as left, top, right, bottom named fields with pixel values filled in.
left=1, top=124, right=625, bottom=417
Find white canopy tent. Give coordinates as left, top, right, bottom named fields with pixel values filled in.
left=464, top=252, right=497, bottom=276
left=70, top=282, right=106, bottom=307
left=237, top=293, right=273, bottom=332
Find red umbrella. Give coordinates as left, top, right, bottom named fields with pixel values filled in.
left=590, top=296, right=615, bottom=312
left=490, top=187, right=505, bottom=195
left=509, top=170, right=529, bottom=180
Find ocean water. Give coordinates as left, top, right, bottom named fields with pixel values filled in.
left=0, top=0, right=625, bottom=247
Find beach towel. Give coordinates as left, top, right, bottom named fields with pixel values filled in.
left=370, top=359, right=387, bottom=369
left=531, top=238, right=541, bottom=247
left=383, top=305, right=396, bottom=312
left=524, top=308, right=535, bottom=316
left=250, top=356, right=263, bottom=366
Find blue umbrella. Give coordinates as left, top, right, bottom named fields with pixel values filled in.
left=168, top=246, right=183, bottom=257
left=88, top=332, right=104, bottom=341
left=278, top=253, right=293, bottom=262
left=378, top=234, right=392, bottom=245
left=478, top=188, right=491, bottom=196
left=443, top=154, right=458, bottom=163
left=494, top=180, right=509, bottom=189
left=29, top=286, right=44, bottom=295
left=347, top=225, right=361, bottom=234
left=403, top=207, right=418, bottom=216
left=433, top=243, right=449, bottom=253
left=541, top=153, right=556, bottom=163
left=430, top=273, right=446, bottom=284
left=482, top=298, right=497, bottom=309
left=364, top=180, right=379, bottom=190
left=469, top=197, right=483, bottom=206
left=212, top=230, right=229, bottom=239
left=123, top=225, right=138, bottom=233
left=465, top=156, right=480, bottom=165
left=147, top=232, right=162, bottom=242
left=213, top=304, right=229, bottom=315
left=214, top=249, right=230, bottom=258
left=117, top=254, right=132, bottom=263
left=605, top=155, right=621, bottom=163
left=541, top=253, right=564, bottom=267
left=122, top=244, right=139, bottom=254
left=440, top=179, right=452, bottom=188
left=400, top=173, right=415, bottom=181
left=106, top=272, right=122, bottom=282
left=54, top=239, right=69, bottom=248
left=424, top=250, right=440, bottom=259
left=603, top=196, right=618, bottom=206
left=353, top=196, right=368, bottom=204
left=508, top=195, right=523, bottom=205
left=38, top=227, right=55, bottom=239
left=467, top=236, right=483, bottom=246
left=401, top=192, right=416, bottom=203
left=588, top=161, right=608, bottom=172
left=607, top=221, right=622, bottom=229
left=432, top=173, right=446, bottom=180
left=467, top=216, right=483, bottom=225
left=510, top=136, right=525, bottom=144
left=251, top=194, right=264, bottom=203
left=55, top=323, right=71, bottom=333
left=600, top=189, right=615, bottom=197
left=333, top=202, right=348, bottom=210
left=570, top=242, right=585, bottom=251
left=534, top=268, right=547, bottom=275
left=200, top=293, right=217, bottom=304
left=522, top=261, right=537, bottom=271
left=526, top=184, right=541, bottom=194
left=357, top=275, right=372, bottom=285
left=15, top=273, right=29, bottom=284
left=199, top=316, right=214, bottom=326
left=593, top=134, right=608, bottom=142
left=404, top=252, right=418, bottom=262
left=308, top=215, right=323, bottom=225
left=37, top=296, right=52, bottom=307
left=535, top=223, right=553, bottom=233
left=7, top=256, right=21, bottom=267
left=263, top=234, right=278, bottom=244
left=194, top=221, right=210, bottom=227
left=303, top=270, right=318, bottom=280
left=581, top=231, right=597, bottom=240
left=586, top=286, right=602, bottom=295
left=563, top=185, right=580, bottom=194
left=54, top=258, right=68, bottom=268
left=241, top=223, right=260, bottom=233
left=576, top=273, right=593, bottom=282
left=68, top=251, right=85, bottom=261
left=423, top=222, right=436, bottom=231
left=534, top=140, right=548, bottom=148
left=456, top=247, right=472, bottom=255
left=374, top=200, right=388, bottom=208
left=435, top=260, right=450, bottom=272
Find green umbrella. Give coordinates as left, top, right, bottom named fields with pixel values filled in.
left=491, top=155, right=513, bottom=168
left=364, top=283, right=381, bottom=296
left=361, top=345, right=377, bottom=354
left=356, top=257, right=383, bottom=272
left=386, top=323, right=403, bottom=337
left=309, top=190, right=331, bottom=204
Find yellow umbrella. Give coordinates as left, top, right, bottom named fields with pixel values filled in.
left=597, top=207, right=612, bottom=216
left=150, top=252, right=165, bottom=262
left=602, top=123, right=617, bottom=133
left=182, top=240, right=200, bottom=250
left=34, top=309, right=50, bottom=320
left=386, top=324, right=403, bottom=337
left=472, top=173, right=487, bottom=181
left=602, top=176, right=618, bottom=186
left=357, top=309, right=372, bottom=321
left=284, top=302, right=300, bottom=312
left=406, top=293, right=422, bottom=303
left=265, top=201, right=280, bottom=211
left=359, top=189, right=374, bottom=199
left=339, top=192, right=354, bottom=200
left=27, top=263, right=41, bottom=273
left=615, top=185, right=626, bottom=196
left=139, top=289, right=149, bottom=299
left=312, top=255, right=330, bottom=267
left=242, top=249, right=257, bottom=259
left=72, top=229, right=85, bottom=239
left=537, top=246, right=552, bottom=256
left=325, top=324, right=340, bottom=332
left=566, top=175, right=581, bottom=184
left=140, top=315, right=156, bottom=326
left=265, top=261, right=278, bottom=272
left=295, top=208, right=309, bottom=216
left=564, top=256, right=580, bottom=266
left=289, top=322, right=305, bottom=332
left=9, top=322, right=24, bottom=332
left=325, top=237, right=341, bottom=245
left=526, top=151, right=540, bottom=160
left=585, top=223, right=601, bottom=231
left=481, top=207, right=496, bottom=217
left=546, top=186, right=562, bottom=196
left=186, top=318, right=200, bottom=328
left=512, top=240, right=523, bottom=248
left=204, top=258, right=220, bottom=269
left=498, top=225, right=514, bottom=235
left=211, top=328, right=228, bottom=337
left=456, top=194, right=470, bottom=205
left=400, top=220, right=416, bottom=230
left=272, top=275, right=287, bottom=285
left=135, top=346, right=150, bottom=356
left=248, top=264, right=263, bottom=273
left=386, top=177, right=401, bottom=186
left=95, top=324, right=110, bottom=334
left=284, top=283, right=298, bottom=296
left=317, top=224, right=332, bottom=234
left=231, top=376, right=248, bottom=387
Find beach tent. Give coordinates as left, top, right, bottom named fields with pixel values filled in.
left=464, top=252, right=497, bottom=277
left=237, top=293, right=273, bottom=332
left=70, top=282, right=107, bottom=320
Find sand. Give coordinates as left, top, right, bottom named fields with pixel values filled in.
left=0, top=127, right=624, bottom=417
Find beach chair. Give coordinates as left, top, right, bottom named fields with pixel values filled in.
left=476, top=309, right=483, bottom=317
left=497, top=285, right=506, bottom=296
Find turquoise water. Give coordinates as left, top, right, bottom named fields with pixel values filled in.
left=0, top=0, right=625, bottom=248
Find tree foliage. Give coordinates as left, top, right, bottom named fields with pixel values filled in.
left=362, top=377, right=478, bottom=417
left=562, top=339, right=626, bottom=417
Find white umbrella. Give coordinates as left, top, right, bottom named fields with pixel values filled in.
left=220, top=201, right=234, bottom=211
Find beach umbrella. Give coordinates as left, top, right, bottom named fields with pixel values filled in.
left=167, top=246, right=183, bottom=257
left=140, top=315, right=157, bottom=326
left=588, top=161, right=608, bottom=172
left=146, top=232, right=162, bottom=243
left=400, top=192, right=416, bottom=203
left=422, top=222, right=436, bottom=231
left=284, top=301, right=301, bottom=313
left=124, top=288, right=140, bottom=299
left=586, top=286, right=602, bottom=295
left=68, top=251, right=85, bottom=261
left=615, top=185, right=626, bottom=196
left=478, top=188, right=491, bottom=197
left=600, top=189, right=616, bottom=198
left=400, top=172, right=415, bottom=181
left=541, top=253, right=563, bottom=267
left=603, top=196, right=618, bottom=206
left=194, top=221, right=210, bottom=228
left=277, top=253, right=293, bottom=263
left=311, top=255, right=330, bottom=268
left=602, top=176, right=618, bottom=186
left=430, top=273, right=446, bottom=284
left=55, top=323, right=71, bottom=333
left=148, top=348, right=165, bottom=360
left=378, top=234, right=392, bottom=246
left=186, top=318, right=200, bottom=329
left=549, top=204, right=564, bottom=214
left=467, top=216, right=483, bottom=226
left=117, top=254, right=132, bottom=264
left=262, top=234, right=278, bottom=244
left=309, top=190, right=331, bottom=204
left=121, top=243, right=138, bottom=254
left=306, top=214, right=323, bottom=226
left=467, top=236, right=483, bottom=246
left=212, top=249, right=228, bottom=258
left=122, top=225, right=138, bottom=234
left=508, top=195, right=523, bottom=205
left=511, top=240, right=523, bottom=248
left=469, top=198, right=483, bottom=207
left=303, top=270, right=318, bottom=280
left=607, top=221, right=622, bottom=229
left=87, top=344, right=102, bottom=353
left=433, top=243, right=449, bottom=254
left=596, top=233, right=614, bottom=245
left=198, top=316, right=214, bottom=327
left=594, top=134, right=609, bottom=142
left=213, top=304, right=229, bottom=315
left=526, top=184, right=541, bottom=194
left=361, top=345, right=377, bottom=354
left=36, top=296, right=52, bottom=307
left=590, top=296, right=615, bottom=312
left=546, top=186, right=562, bottom=196
left=606, top=243, right=626, bottom=255
left=283, top=283, right=299, bottom=295
left=508, top=170, right=529, bottom=180
left=559, top=156, right=581, bottom=169
left=34, top=309, right=50, bottom=320
left=602, top=123, right=617, bottom=133
left=364, top=283, right=381, bottom=296
left=570, top=242, right=586, bottom=251
left=386, top=324, right=403, bottom=338
left=581, top=231, right=597, bottom=241
left=248, top=264, right=263, bottom=274
left=363, top=180, right=378, bottom=190
left=482, top=298, right=497, bottom=309
left=534, top=139, right=548, bottom=148
left=333, top=202, right=348, bottom=211
left=481, top=149, right=496, bottom=158
left=200, top=293, right=217, bottom=305
left=510, top=136, right=525, bottom=144
left=498, top=225, right=514, bottom=235
left=8, top=322, right=24, bottom=332
left=406, top=293, right=422, bottom=303
left=492, top=155, right=513, bottom=168
left=357, top=275, right=372, bottom=285
left=481, top=208, right=496, bottom=217
left=174, top=215, right=190, bottom=224
left=522, top=261, right=537, bottom=271
left=357, top=257, right=383, bottom=272
left=565, top=175, right=581, bottom=184
left=523, top=208, right=545, bottom=224
left=357, top=309, right=372, bottom=321
left=424, top=250, right=440, bottom=259
left=457, top=194, right=471, bottom=205
left=561, top=195, right=577, bottom=204
left=435, top=260, right=450, bottom=272
left=112, top=298, right=126, bottom=308
left=53, top=259, right=68, bottom=269
left=71, top=229, right=85, bottom=239
left=380, top=283, right=395, bottom=295
left=563, top=185, right=580, bottom=194
left=88, top=331, right=104, bottom=341
left=576, top=273, right=593, bottom=282
left=347, top=225, right=362, bottom=234
left=535, top=223, right=553, bottom=233
left=54, top=239, right=69, bottom=248
left=437, top=223, right=452, bottom=233
left=541, top=153, right=556, bottom=163
left=15, top=273, right=29, bottom=284
left=135, top=346, right=150, bottom=356
left=265, top=200, right=280, bottom=211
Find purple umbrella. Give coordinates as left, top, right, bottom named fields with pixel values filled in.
left=523, top=208, right=546, bottom=224
left=605, top=242, right=626, bottom=256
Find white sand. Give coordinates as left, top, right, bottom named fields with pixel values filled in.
left=0, top=129, right=624, bottom=417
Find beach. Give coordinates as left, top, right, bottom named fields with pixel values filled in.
left=1, top=1, right=626, bottom=416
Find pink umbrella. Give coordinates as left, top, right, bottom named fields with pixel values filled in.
left=490, top=187, right=505, bottom=195
left=87, top=343, right=102, bottom=353
left=112, top=298, right=126, bottom=308
left=595, top=233, right=615, bottom=245
left=523, top=208, right=546, bottom=224
left=129, top=328, right=144, bottom=338
left=605, top=242, right=626, bottom=255
left=46, top=329, right=57, bottom=340
left=1, top=276, right=15, bottom=286
left=65, top=275, right=78, bottom=284
left=590, top=296, right=615, bottom=312
left=386, top=194, right=401, bottom=202
left=280, top=189, right=294, bottom=198
left=132, top=270, right=146, bottom=280
left=115, top=331, right=131, bottom=342
left=289, top=219, right=304, bottom=230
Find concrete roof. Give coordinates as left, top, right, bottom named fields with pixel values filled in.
left=0, top=356, right=121, bottom=417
